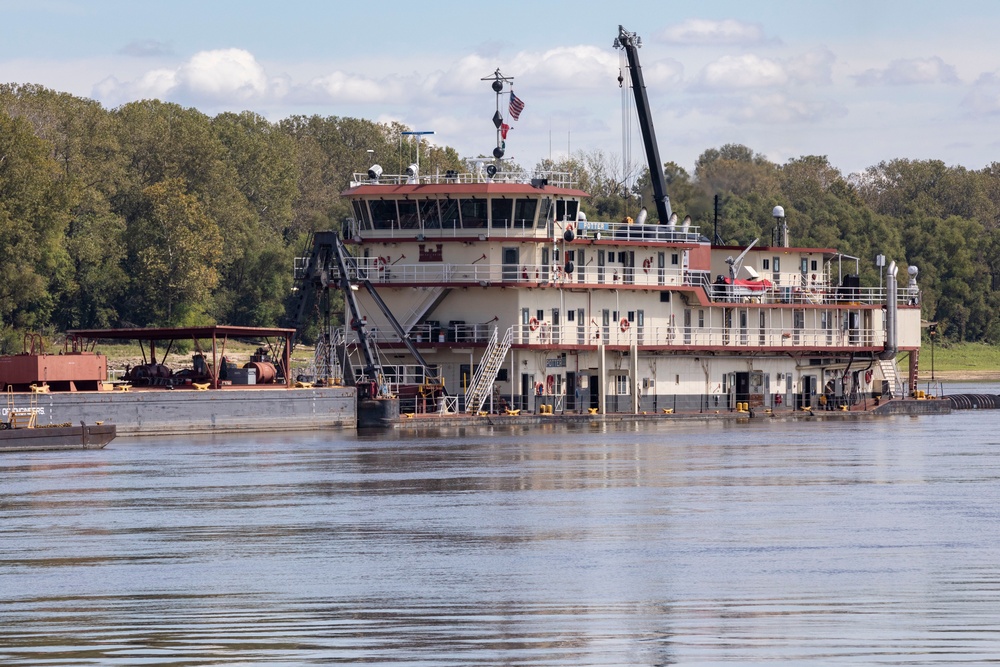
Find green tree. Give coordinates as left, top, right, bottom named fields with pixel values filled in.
left=0, top=112, right=72, bottom=329
left=126, top=178, right=222, bottom=325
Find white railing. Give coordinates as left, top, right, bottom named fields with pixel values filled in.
left=510, top=323, right=885, bottom=349
left=351, top=170, right=577, bottom=188
left=342, top=257, right=916, bottom=306
left=353, top=322, right=886, bottom=350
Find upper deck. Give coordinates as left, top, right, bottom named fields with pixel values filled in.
left=341, top=168, right=702, bottom=243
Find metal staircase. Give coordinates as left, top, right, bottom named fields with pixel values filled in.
left=465, top=326, right=513, bottom=413
left=878, top=358, right=902, bottom=398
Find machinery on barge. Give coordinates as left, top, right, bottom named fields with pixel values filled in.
left=291, top=25, right=924, bottom=418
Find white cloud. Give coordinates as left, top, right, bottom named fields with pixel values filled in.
left=695, top=49, right=835, bottom=90
left=177, top=49, right=269, bottom=101
left=659, top=19, right=770, bottom=46
left=785, top=48, right=835, bottom=86
left=94, top=48, right=277, bottom=106
left=299, top=71, right=405, bottom=104
left=962, top=72, right=1000, bottom=116
left=697, top=54, right=788, bottom=88
left=728, top=93, right=847, bottom=124
left=854, top=56, right=959, bottom=86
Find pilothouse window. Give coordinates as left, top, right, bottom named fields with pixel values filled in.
left=514, top=198, right=537, bottom=228
left=460, top=198, right=488, bottom=228
left=398, top=200, right=419, bottom=229
left=419, top=199, right=439, bottom=229
left=491, top=198, right=513, bottom=229
left=369, top=200, right=398, bottom=229
left=555, top=200, right=579, bottom=223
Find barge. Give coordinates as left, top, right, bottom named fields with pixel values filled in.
left=0, top=327, right=356, bottom=436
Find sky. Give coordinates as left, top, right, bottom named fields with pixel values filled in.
left=3, top=0, right=1000, bottom=179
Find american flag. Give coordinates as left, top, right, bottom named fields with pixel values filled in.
left=509, top=92, right=525, bottom=120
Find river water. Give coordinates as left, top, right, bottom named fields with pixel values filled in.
left=2, top=382, right=1000, bottom=665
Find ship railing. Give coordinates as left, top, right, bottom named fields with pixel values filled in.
left=352, top=257, right=691, bottom=287
left=348, top=322, right=494, bottom=346
left=343, top=218, right=703, bottom=244
left=574, top=220, right=702, bottom=243
left=350, top=170, right=577, bottom=187
left=511, top=323, right=886, bottom=349
left=709, top=282, right=915, bottom=307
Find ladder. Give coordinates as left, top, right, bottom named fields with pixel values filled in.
left=465, top=326, right=513, bottom=414
left=878, top=357, right=902, bottom=398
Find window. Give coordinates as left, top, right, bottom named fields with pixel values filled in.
left=627, top=311, right=635, bottom=322
left=614, top=374, right=630, bottom=395
left=811, top=259, right=818, bottom=271
left=536, top=309, right=544, bottom=321
left=698, top=309, right=705, bottom=328
left=538, top=198, right=553, bottom=227
left=671, top=253, right=679, bottom=265
left=762, top=259, right=770, bottom=270
left=419, top=199, right=439, bottom=228
left=551, top=309, right=560, bottom=325
left=567, top=310, right=575, bottom=322
left=439, top=198, right=459, bottom=228
left=513, top=198, right=538, bottom=228
left=398, top=200, right=418, bottom=229
left=491, top=198, right=513, bottom=229
left=460, top=198, right=488, bottom=228
left=369, top=200, right=399, bottom=229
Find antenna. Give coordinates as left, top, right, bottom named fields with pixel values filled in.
left=482, top=68, right=514, bottom=161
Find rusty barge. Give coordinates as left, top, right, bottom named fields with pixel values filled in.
left=0, top=327, right=356, bottom=437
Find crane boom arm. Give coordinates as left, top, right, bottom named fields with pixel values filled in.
left=615, top=25, right=672, bottom=224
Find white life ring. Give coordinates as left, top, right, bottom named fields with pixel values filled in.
left=620, top=318, right=630, bottom=333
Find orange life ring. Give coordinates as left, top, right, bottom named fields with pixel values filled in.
left=546, top=374, right=555, bottom=392
left=620, top=318, right=630, bottom=333
left=642, top=257, right=652, bottom=274
left=529, top=317, right=540, bottom=332
left=865, top=370, right=873, bottom=384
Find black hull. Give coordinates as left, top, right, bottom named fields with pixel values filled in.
left=0, top=423, right=116, bottom=452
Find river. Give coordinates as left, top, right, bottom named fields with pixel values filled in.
left=2, top=382, right=999, bottom=665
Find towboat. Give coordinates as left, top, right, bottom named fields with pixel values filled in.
left=290, top=27, right=924, bottom=419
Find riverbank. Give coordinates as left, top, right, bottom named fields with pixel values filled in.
left=919, top=370, right=1000, bottom=382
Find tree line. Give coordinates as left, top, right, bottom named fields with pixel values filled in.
left=1, top=84, right=997, bottom=347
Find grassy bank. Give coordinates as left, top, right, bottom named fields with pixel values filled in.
left=924, top=342, right=1000, bottom=372
left=915, top=342, right=1000, bottom=382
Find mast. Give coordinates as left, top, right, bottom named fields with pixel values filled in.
left=614, top=25, right=672, bottom=223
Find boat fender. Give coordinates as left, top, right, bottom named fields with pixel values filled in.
left=563, top=224, right=575, bottom=242
left=564, top=261, right=574, bottom=274
left=529, top=317, right=540, bottom=331
left=620, top=318, right=630, bottom=333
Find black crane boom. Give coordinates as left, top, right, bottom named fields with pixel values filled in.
left=615, top=25, right=672, bottom=224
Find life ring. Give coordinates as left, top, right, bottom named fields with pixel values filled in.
left=642, top=257, right=652, bottom=274
left=375, top=256, right=387, bottom=271
left=865, top=370, right=873, bottom=384
left=620, top=318, right=630, bottom=333
left=529, top=317, right=540, bottom=332
left=546, top=374, right=555, bottom=393
left=553, top=263, right=563, bottom=280
left=565, top=223, right=574, bottom=233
